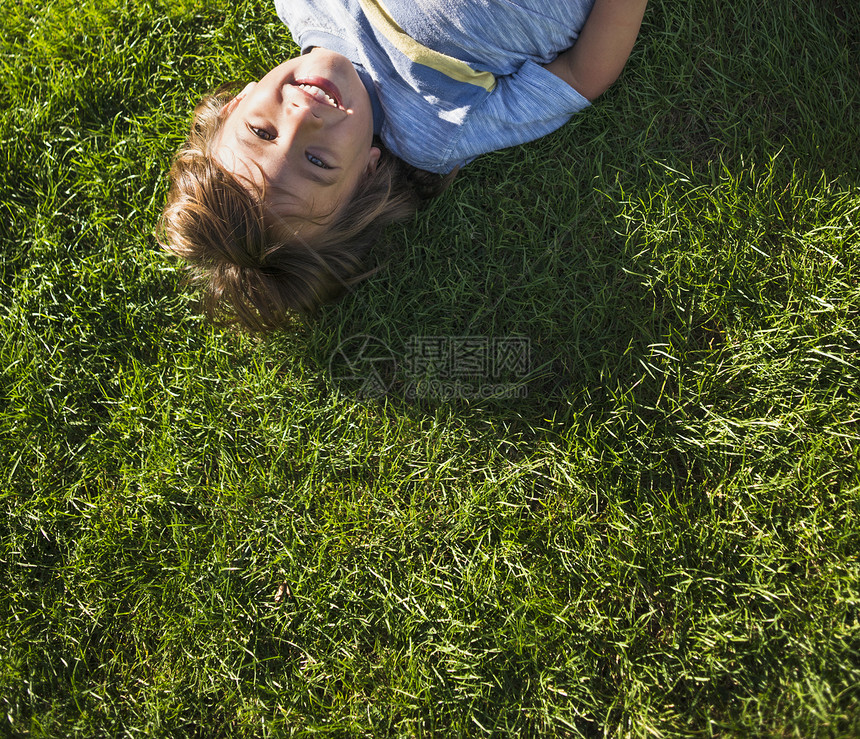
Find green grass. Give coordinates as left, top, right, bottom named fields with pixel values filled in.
left=1, top=0, right=859, bottom=736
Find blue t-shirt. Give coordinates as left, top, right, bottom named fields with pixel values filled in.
left=274, top=0, right=594, bottom=174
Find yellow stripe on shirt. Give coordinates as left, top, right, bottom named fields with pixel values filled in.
left=357, top=0, right=497, bottom=92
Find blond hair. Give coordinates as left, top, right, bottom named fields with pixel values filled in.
left=159, top=84, right=452, bottom=333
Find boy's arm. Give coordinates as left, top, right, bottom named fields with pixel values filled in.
left=543, top=0, right=648, bottom=101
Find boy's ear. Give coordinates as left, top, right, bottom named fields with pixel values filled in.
left=366, top=146, right=381, bottom=174
left=219, top=83, right=256, bottom=118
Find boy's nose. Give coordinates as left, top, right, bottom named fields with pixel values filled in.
left=284, top=103, right=325, bottom=132
left=284, top=88, right=327, bottom=119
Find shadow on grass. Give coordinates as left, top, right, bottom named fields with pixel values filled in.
left=314, top=0, right=860, bottom=492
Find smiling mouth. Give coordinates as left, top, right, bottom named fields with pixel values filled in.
left=292, top=78, right=343, bottom=109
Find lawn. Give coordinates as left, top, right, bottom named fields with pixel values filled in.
left=1, top=0, right=859, bottom=736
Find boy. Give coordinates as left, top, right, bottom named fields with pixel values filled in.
left=160, top=0, right=648, bottom=331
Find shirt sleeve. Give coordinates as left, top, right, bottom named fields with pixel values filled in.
left=433, top=59, right=591, bottom=174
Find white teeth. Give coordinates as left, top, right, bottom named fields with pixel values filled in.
left=297, top=83, right=338, bottom=107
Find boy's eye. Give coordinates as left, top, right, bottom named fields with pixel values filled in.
left=249, top=125, right=275, bottom=141
left=306, top=152, right=331, bottom=169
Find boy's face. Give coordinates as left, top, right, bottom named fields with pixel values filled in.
left=214, top=49, right=380, bottom=235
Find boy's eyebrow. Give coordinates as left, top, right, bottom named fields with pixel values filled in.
left=235, top=127, right=266, bottom=153
left=303, top=168, right=337, bottom=187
